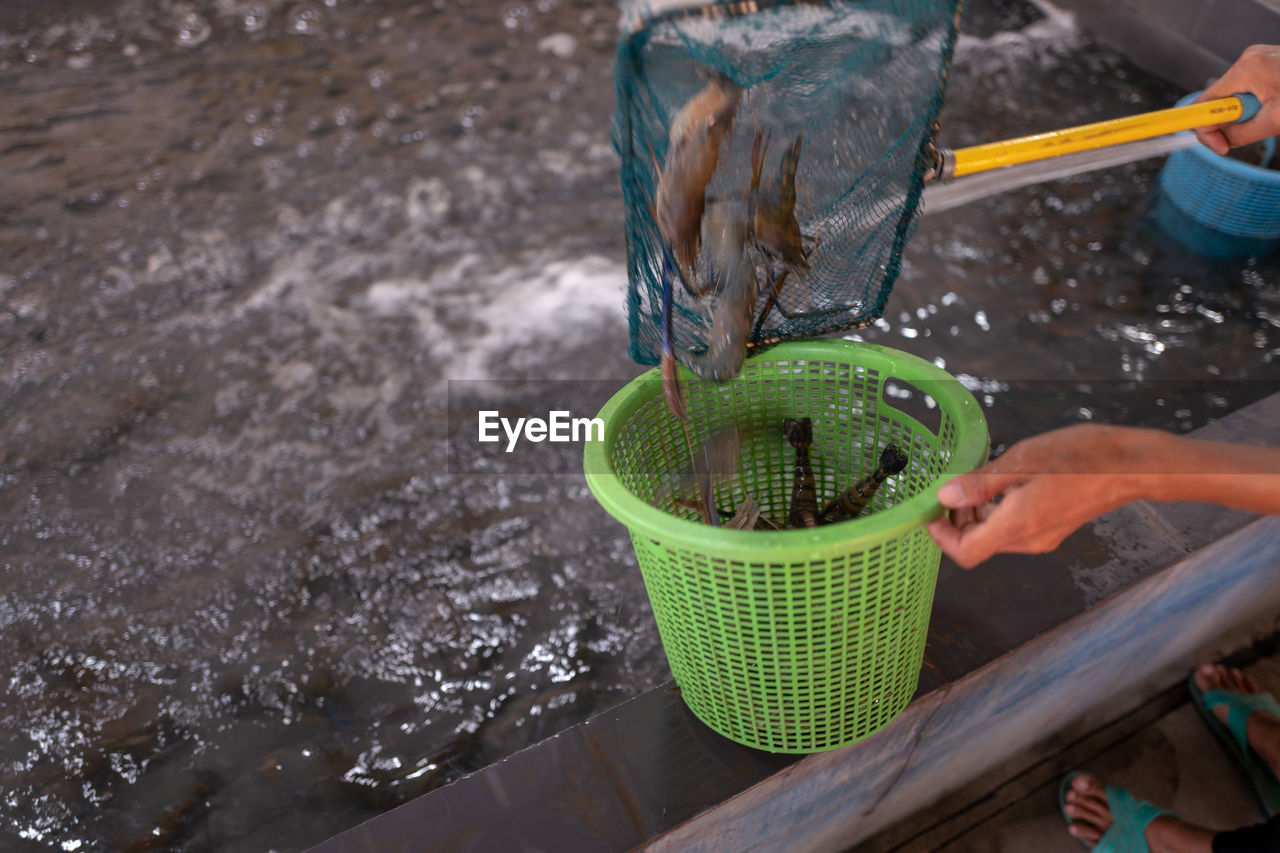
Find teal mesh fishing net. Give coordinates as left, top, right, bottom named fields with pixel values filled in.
left=613, top=0, right=963, bottom=371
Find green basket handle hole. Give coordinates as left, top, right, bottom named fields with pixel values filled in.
left=881, top=377, right=942, bottom=437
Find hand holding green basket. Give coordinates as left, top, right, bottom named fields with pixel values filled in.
left=584, top=340, right=988, bottom=752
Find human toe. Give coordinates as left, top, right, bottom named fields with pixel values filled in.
left=1195, top=663, right=1232, bottom=694
left=1068, top=819, right=1103, bottom=843
left=1065, top=775, right=1113, bottom=840
left=1195, top=662, right=1261, bottom=696
left=1072, top=772, right=1103, bottom=794
left=1195, top=662, right=1216, bottom=688
left=1232, top=668, right=1261, bottom=694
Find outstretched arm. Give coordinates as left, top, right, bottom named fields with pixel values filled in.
left=1194, top=44, right=1280, bottom=154
left=927, top=424, right=1280, bottom=569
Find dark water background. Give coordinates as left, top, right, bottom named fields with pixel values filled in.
left=1, top=0, right=1277, bottom=849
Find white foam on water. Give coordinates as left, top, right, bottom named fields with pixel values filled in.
left=360, top=254, right=628, bottom=381
left=537, top=33, right=577, bottom=60
left=954, top=0, right=1082, bottom=69
left=216, top=178, right=627, bottom=395
left=405, top=178, right=451, bottom=227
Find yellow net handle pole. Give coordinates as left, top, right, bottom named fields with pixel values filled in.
left=941, top=94, right=1261, bottom=180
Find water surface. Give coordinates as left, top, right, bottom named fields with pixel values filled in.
left=1, top=0, right=1277, bottom=849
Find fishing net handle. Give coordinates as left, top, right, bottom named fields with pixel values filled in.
left=930, top=93, right=1262, bottom=182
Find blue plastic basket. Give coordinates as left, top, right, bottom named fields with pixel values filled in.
left=1156, top=92, right=1280, bottom=259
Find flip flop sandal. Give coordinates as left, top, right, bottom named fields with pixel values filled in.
left=1188, top=672, right=1280, bottom=817
left=1059, top=771, right=1178, bottom=853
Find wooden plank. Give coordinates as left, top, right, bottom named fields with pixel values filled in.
left=646, top=517, right=1280, bottom=852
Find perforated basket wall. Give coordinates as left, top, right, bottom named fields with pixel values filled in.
left=1156, top=92, right=1280, bottom=258
left=584, top=340, right=987, bottom=752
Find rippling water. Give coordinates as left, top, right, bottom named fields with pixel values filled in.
left=1, top=0, right=1277, bottom=849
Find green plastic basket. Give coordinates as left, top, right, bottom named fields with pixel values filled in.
left=584, top=340, right=988, bottom=752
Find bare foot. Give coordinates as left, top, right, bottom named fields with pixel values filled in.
left=1063, top=774, right=1215, bottom=853
left=1195, top=663, right=1280, bottom=778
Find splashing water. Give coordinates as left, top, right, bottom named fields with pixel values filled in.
left=0, top=0, right=1277, bottom=849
